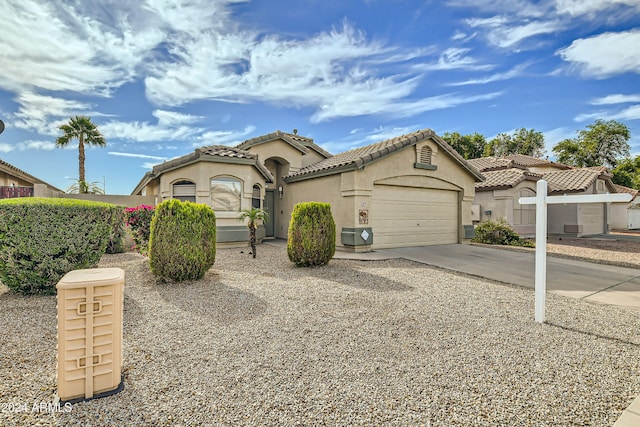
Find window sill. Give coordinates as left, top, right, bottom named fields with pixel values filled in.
left=414, top=162, right=437, bottom=171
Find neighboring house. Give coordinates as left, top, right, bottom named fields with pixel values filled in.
left=469, top=155, right=619, bottom=236
left=132, top=129, right=484, bottom=251
left=611, top=184, right=639, bottom=230
left=0, top=158, right=61, bottom=199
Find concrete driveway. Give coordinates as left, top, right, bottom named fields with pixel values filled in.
left=372, top=244, right=640, bottom=311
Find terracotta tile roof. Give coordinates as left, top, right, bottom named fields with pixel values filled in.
left=542, top=168, right=604, bottom=193
left=285, top=128, right=484, bottom=182
left=467, top=154, right=571, bottom=172
left=131, top=145, right=274, bottom=194
left=236, top=130, right=332, bottom=159
left=613, top=184, right=639, bottom=198
left=475, top=168, right=541, bottom=191
left=467, top=157, right=515, bottom=172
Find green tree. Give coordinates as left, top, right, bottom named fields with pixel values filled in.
left=65, top=179, right=105, bottom=194
left=552, top=119, right=630, bottom=168
left=55, top=116, right=106, bottom=193
left=441, top=132, right=487, bottom=159
left=612, top=156, right=640, bottom=189
left=484, top=128, right=545, bottom=157
left=238, top=208, right=268, bottom=258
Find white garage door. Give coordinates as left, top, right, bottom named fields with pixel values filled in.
left=371, top=185, right=458, bottom=248
left=580, top=203, right=605, bottom=235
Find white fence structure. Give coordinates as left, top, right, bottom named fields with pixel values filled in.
left=519, top=180, right=632, bottom=323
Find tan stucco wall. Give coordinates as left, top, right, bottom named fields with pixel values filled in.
left=0, top=171, right=34, bottom=187
left=473, top=181, right=537, bottom=237
left=244, top=140, right=304, bottom=173
left=153, top=161, right=266, bottom=228
left=284, top=174, right=346, bottom=240
left=610, top=202, right=633, bottom=229
left=547, top=181, right=608, bottom=235
left=285, top=137, right=478, bottom=249
left=301, top=149, right=327, bottom=168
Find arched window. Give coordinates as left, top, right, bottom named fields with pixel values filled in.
left=210, top=176, right=242, bottom=212
left=420, top=146, right=433, bottom=164
left=252, top=184, right=261, bottom=209
left=172, top=180, right=196, bottom=202
left=514, top=188, right=536, bottom=225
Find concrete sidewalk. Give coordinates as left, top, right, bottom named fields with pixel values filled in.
left=339, top=244, right=640, bottom=312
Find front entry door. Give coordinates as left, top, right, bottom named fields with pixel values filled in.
left=264, top=189, right=275, bottom=237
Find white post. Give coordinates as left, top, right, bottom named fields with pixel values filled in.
left=519, top=183, right=630, bottom=323
left=534, top=180, right=548, bottom=323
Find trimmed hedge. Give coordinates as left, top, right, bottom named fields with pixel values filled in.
left=0, top=198, right=123, bottom=295
left=105, top=207, right=126, bottom=254
left=471, top=218, right=534, bottom=247
left=148, top=199, right=216, bottom=282
left=287, top=202, right=336, bottom=267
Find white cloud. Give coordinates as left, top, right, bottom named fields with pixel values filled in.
left=543, top=127, right=576, bottom=145
left=414, top=48, right=494, bottom=71
left=0, top=0, right=162, bottom=94
left=195, top=125, right=257, bottom=147
left=144, top=20, right=443, bottom=121
left=557, top=30, right=640, bottom=78
left=555, top=0, right=640, bottom=17
left=467, top=17, right=562, bottom=49
left=448, top=62, right=530, bottom=86
left=18, top=140, right=57, bottom=151
left=12, top=93, right=94, bottom=135
left=108, top=152, right=168, bottom=160
left=576, top=105, right=640, bottom=122
left=101, top=109, right=205, bottom=142
left=313, top=90, right=503, bottom=123
left=591, top=94, right=640, bottom=105
left=0, top=143, right=13, bottom=153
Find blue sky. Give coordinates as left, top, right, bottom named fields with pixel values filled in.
left=1, top=0, right=639, bottom=195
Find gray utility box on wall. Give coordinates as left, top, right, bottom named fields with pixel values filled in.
left=56, top=268, right=125, bottom=403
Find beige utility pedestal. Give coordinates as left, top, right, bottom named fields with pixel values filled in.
left=56, top=268, right=125, bottom=402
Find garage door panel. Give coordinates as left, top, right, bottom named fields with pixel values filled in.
left=580, top=203, right=604, bottom=235
left=371, top=185, right=458, bottom=248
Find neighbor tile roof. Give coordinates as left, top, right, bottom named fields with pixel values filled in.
left=285, top=129, right=484, bottom=182
left=467, top=157, right=515, bottom=172
left=475, top=168, right=541, bottom=191
left=542, top=168, right=604, bottom=193
left=613, top=184, right=639, bottom=199
left=467, top=154, right=571, bottom=173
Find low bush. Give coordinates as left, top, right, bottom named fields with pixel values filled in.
left=105, top=207, right=126, bottom=254
left=0, top=198, right=121, bottom=295
left=472, top=218, right=534, bottom=247
left=125, top=204, right=155, bottom=255
left=287, top=202, right=336, bottom=267
left=148, top=199, right=216, bottom=282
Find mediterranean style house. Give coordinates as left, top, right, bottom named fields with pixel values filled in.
left=468, top=155, right=622, bottom=236
left=0, top=158, right=61, bottom=199
left=131, top=129, right=484, bottom=251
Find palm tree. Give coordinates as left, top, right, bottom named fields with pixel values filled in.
left=55, top=116, right=106, bottom=193
left=238, top=208, right=268, bottom=258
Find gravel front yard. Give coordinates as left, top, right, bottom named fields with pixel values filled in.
left=2, top=243, right=640, bottom=426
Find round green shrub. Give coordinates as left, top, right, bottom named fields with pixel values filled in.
left=149, top=199, right=216, bottom=282
left=471, top=218, right=534, bottom=247
left=287, top=202, right=336, bottom=267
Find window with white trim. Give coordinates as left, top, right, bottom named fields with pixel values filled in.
left=210, top=176, right=242, bottom=212
left=172, top=180, right=196, bottom=202
left=252, top=185, right=261, bottom=209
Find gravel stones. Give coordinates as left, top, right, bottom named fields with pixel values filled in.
left=1, top=245, right=640, bottom=426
